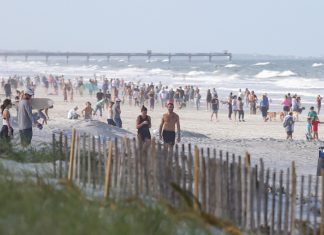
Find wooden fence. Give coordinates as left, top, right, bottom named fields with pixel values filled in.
left=51, top=129, right=324, bottom=235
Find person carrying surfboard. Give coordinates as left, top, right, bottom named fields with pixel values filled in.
left=17, top=88, right=42, bottom=147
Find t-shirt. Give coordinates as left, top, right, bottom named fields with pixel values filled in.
left=18, top=99, right=35, bottom=130
left=112, top=104, right=121, bottom=119
left=308, top=111, right=317, bottom=118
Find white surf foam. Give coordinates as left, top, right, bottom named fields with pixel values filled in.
left=255, top=70, right=296, bottom=79
left=224, top=64, right=240, bottom=68
left=312, top=63, right=324, bottom=67
left=253, top=62, right=270, bottom=66
left=187, top=71, right=206, bottom=76
left=274, top=77, right=324, bottom=89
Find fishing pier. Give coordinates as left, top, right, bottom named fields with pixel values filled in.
left=0, top=50, right=232, bottom=63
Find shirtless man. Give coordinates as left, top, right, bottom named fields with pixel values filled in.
left=159, top=102, right=181, bottom=149
left=82, top=101, right=94, bottom=120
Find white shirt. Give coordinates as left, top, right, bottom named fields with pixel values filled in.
left=67, top=109, right=77, bottom=119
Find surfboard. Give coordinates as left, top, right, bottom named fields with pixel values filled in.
left=31, top=98, right=54, bottom=110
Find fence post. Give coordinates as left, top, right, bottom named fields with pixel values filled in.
left=290, top=161, right=297, bottom=235
left=194, top=145, right=200, bottom=211
left=321, top=169, right=324, bottom=235
left=68, top=128, right=76, bottom=182
left=52, top=133, right=57, bottom=178
left=104, top=141, right=113, bottom=199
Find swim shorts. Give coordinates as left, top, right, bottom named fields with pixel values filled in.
left=162, top=130, right=176, bottom=145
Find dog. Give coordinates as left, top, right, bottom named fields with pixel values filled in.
left=292, top=111, right=300, bottom=121
left=278, top=112, right=285, bottom=121
left=267, top=112, right=277, bottom=121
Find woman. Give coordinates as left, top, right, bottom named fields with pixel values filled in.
left=107, top=101, right=116, bottom=126
left=0, top=99, right=13, bottom=141
left=206, top=89, right=212, bottom=110
left=282, top=95, right=290, bottom=115
left=136, top=105, right=151, bottom=144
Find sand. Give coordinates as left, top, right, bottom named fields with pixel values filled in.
left=2, top=87, right=323, bottom=176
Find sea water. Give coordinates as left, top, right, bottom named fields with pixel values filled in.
left=0, top=56, right=324, bottom=111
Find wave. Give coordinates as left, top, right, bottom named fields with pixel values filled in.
left=161, top=59, right=169, bottom=63
left=224, top=64, right=240, bottom=68
left=187, top=71, right=206, bottom=76
left=274, top=77, right=324, bottom=89
left=255, top=70, right=296, bottom=79
left=312, top=63, right=324, bottom=67
left=253, top=62, right=270, bottom=66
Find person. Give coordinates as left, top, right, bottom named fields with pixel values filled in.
left=159, top=102, right=181, bottom=150
left=107, top=101, right=116, bottom=126
left=0, top=99, right=13, bottom=142
left=67, top=106, right=80, bottom=119
left=283, top=112, right=294, bottom=140
left=94, top=89, right=105, bottom=117
left=112, top=98, right=122, bottom=128
left=238, top=97, right=245, bottom=122
left=37, top=109, right=47, bottom=125
left=232, top=95, right=238, bottom=121
left=316, top=95, right=322, bottom=115
left=210, top=95, right=219, bottom=121
left=227, top=92, right=233, bottom=120
left=17, top=88, right=41, bottom=147
left=82, top=102, right=94, bottom=120
left=311, top=116, right=322, bottom=140
left=282, top=95, right=290, bottom=115
left=4, top=82, right=11, bottom=98
left=260, top=94, right=269, bottom=122
left=306, top=117, right=312, bottom=141
left=136, top=105, right=151, bottom=144
left=206, top=89, right=212, bottom=110
left=307, top=106, right=317, bottom=118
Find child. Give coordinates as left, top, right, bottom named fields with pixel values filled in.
left=38, top=109, right=47, bottom=125
left=311, top=116, right=322, bottom=140
left=305, top=117, right=312, bottom=141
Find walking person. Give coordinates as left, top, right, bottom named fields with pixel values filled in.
left=159, top=102, right=181, bottom=151
left=232, top=95, right=238, bottom=121
left=107, top=101, right=116, bottom=126
left=206, top=89, right=212, bottom=110
left=283, top=112, right=294, bottom=140
left=136, top=105, right=151, bottom=146
left=238, top=97, right=245, bottom=122
left=316, top=95, right=322, bottom=115
left=0, top=99, right=14, bottom=143
left=210, top=95, right=219, bottom=121
left=17, top=88, right=41, bottom=147
left=113, top=98, right=122, bottom=128
left=260, top=94, right=270, bottom=122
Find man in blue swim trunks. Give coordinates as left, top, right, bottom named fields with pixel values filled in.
left=159, top=102, right=181, bottom=150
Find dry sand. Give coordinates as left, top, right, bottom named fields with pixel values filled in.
left=3, top=87, right=324, bottom=176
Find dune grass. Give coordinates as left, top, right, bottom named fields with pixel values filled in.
left=0, top=166, right=215, bottom=235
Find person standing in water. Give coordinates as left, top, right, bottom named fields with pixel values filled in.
left=159, top=102, right=181, bottom=150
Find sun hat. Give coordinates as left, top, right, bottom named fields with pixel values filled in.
left=25, top=87, right=34, bottom=96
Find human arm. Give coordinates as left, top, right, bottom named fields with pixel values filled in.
left=2, top=110, right=12, bottom=129
left=159, top=116, right=164, bottom=139
left=176, top=115, right=181, bottom=142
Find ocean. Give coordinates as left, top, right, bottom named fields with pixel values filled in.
left=1, top=56, right=324, bottom=111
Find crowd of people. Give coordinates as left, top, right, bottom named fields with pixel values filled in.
left=1, top=74, right=324, bottom=149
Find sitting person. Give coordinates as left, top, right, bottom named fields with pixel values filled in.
left=67, top=106, right=80, bottom=120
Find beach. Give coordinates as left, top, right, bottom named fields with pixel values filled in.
left=8, top=86, right=318, bottom=178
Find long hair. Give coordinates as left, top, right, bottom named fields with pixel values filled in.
left=1, top=99, right=12, bottom=114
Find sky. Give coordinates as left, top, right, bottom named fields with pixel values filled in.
left=0, top=0, right=323, bottom=57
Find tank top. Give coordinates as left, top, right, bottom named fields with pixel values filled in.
left=2, top=108, right=11, bottom=126
left=137, top=115, right=151, bottom=140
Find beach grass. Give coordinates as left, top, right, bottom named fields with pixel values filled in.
left=0, top=162, right=219, bottom=235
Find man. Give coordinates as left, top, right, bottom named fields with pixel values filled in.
left=17, top=88, right=41, bottom=147
left=159, top=102, right=181, bottom=149
left=67, top=106, right=80, bottom=119
left=260, top=94, right=269, bottom=122
left=94, top=89, right=105, bottom=117
left=112, top=98, right=122, bottom=128
left=308, top=106, right=317, bottom=118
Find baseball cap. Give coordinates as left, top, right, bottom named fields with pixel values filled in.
left=25, top=87, right=34, bottom=96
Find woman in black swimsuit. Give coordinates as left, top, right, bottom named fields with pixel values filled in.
left=136, top=105, right=151, bottom=143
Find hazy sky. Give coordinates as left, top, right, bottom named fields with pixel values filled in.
left=0, top=0, right=323, bottom=57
